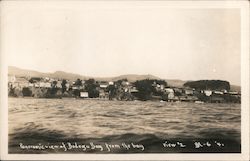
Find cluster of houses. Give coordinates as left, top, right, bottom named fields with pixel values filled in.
left=8, top=75, right=137, bottom=100
left=8, top=75, right=241, bottom=103
left=8, top=76, right=62, bottom=88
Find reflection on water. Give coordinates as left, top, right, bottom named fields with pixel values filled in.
left=8, top=98, right=241, bottom=153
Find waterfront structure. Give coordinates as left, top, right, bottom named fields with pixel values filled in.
left=80, top=92, right=89, bottom=98
left=99, top=81, right=109, bottom=89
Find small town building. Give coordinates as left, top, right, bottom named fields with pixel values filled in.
left=72, top=86, right=84, bottom=90
left=34, top=83, right=40, bottom=88
left=213, top=91, right=224, bottom=95
left=184, top=88, right=194, bottom=95
left=99, top=89, right=109, bottom=99
left=204, top=90, right=212, bottom=96
left=165, top=88, right=174, bottom=93
left=168, top=92, right=175, bottom=100
left=160, top=85, right=165, bottom=90
left=229, top=91, right=239, bottom=95
left=56, top=81, right=62, bottom=88
left=165, top=88, right=175, bottom=100
left=109, top=81, right=114, bottom=85
left=100, top=81, right=109, bottom=88
left=39, top=82, right=46, bottom=88
left=121, top=80, right=130, bottom=86
left=45, top=82, right=51, bottom=88
left=80, top=92, right=89, bottom=98
left=28, top=83, right=34, bottom=87
left=100, top=84, right=108, bottom=88
left=130, top=87, right=138, bottom=93
left=65, top=83, right=70, bottom=91
left=44, top=77, right=50, bottom=82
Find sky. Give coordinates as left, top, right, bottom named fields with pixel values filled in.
left=1, top=1, right=241, bottom=85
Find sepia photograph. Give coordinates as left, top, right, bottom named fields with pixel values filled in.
left=0, top=0, right=249, bottom=160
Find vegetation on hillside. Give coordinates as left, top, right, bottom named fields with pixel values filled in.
left=184, top=80, right=230, bottom=91
left=133, top=79, right=167, bottom=101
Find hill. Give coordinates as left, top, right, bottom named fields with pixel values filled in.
left=230, top=85, right=241, bottom=92
left=8, top=66, right=161, bottom=82
left=8, top=66, right=240, bottom=91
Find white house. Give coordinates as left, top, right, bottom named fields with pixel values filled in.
left=165, top=88, right=174, bottom=93
left=100, top=82, right=108, bottom=88
left=109, top=81, right=114, bottom=85
left=204, top=90, right=212, bottom=96
left=214, top=91, right=223, bottom=95
left=165, top=88, right=175, bottom=100
left=80, top=92, right=89, bottom=98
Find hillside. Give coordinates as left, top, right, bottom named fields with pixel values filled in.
left=230, top=85, right=241, bottom=92
left=8, top=66, right=240, bottom=91
left=111, top=74, right=161, bottom=82
left=8, top=66, right=162, bottom=82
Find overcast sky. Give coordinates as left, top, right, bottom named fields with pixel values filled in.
left=2, top=1, right=241, bottom=85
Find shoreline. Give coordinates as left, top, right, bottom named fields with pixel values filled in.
left=8, top=96, right=241, bottom=104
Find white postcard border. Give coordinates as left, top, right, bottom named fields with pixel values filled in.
left=0, top=1, right=249, bottom=160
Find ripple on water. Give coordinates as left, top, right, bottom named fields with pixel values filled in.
left=8, top=98, right=241, bottom=144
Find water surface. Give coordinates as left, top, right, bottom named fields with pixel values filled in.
left=8, top=98, right=241, bottom=153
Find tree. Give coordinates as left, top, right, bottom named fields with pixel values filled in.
left=184, top=80, right=230, bottom=91
left=85, top=79, right=95, bottom=85
left=61, top=79, right=67, bottom=93
left=134, top=79, right=154, bottom=101
left=134, top=79, right=167, bottom=99
left=49, top=80, right=58, bottom=96
left=22, top=87, right=32, bottom=96
left=154, top=79, right=167, bottom=86
left=85, top=79, right=99, bottom=98
left=115, top=79, right=128, bottom=86
left=107, top=84, right=117, bottom=100
left=8, top=84, right=15, bottom=97
left=52, top=81, right=57, bottom=88
left=74, top=78, right=83, bottom=86
left=29, top=77, right=41, bottom=83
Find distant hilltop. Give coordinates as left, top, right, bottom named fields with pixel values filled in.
left=8, top=66, right=241, bottom=91
left=8, top=66, right=159, bottom=82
